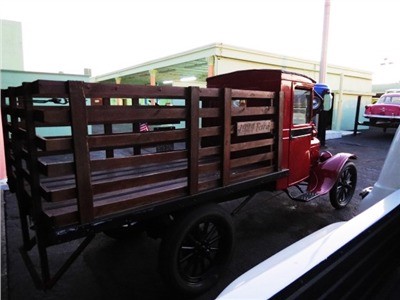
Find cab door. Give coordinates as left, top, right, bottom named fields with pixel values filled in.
left=288, top=85, right=313, bottom=185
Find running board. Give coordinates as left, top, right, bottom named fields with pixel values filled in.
left=292, top=192, right=319, bottom=202
left=285, top=186, right=320, bottom=202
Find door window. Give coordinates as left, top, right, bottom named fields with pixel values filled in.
left=293, top=88, right=311, bottom=125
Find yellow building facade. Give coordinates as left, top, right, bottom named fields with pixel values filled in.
left=94, top=43, right=373, bottom=131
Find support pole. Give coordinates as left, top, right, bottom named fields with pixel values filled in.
left=149, top=69, right=157, bottom=105
left=317, top=0, right=331, bottom=146
left=353, top=95, right=362, bottom=135
left=207, top=56, right=215, bottom=78
left=319, top=0, right=331, bottom=83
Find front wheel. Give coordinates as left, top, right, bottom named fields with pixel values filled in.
left=159, top=204, right=234, bottom=295
left=330, top=162, right=357, bottom=209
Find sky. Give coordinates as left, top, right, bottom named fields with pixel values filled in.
left=1, top=0, right=399, bottom=83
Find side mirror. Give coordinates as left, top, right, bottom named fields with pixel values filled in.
left=314, top=83, right=332, bottom=113
left=323, top=93, right=333, bottom=111
left=312, top=97, right=322, bottom=111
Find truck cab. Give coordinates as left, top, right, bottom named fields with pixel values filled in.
left=207, top=69, right=348, bottom=203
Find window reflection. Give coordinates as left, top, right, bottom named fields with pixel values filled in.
left=293, top=89, right=311, bottom=125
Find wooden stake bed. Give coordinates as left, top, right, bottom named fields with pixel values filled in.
left=1, top=80, right=283, bottom=242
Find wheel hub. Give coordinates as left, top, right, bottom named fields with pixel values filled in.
left=195, top=240, right=211, bottom=256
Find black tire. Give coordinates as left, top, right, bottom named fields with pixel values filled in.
left=159, top=204, right=234, bottom=295
left=330, top=162, right=357, bottom=209
left=103, top=222, right=145, bottom=240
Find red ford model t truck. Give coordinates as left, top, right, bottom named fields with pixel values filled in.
left=1, top=69, right=357, bottom=295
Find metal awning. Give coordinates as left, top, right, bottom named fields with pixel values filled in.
left=93, top=44, right=218, bottom=86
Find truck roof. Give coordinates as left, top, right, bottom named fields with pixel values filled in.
left=207, top=69, right=316, bottom=90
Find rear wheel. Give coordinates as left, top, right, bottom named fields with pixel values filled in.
left=159, top=204, right=234, bottom=295
left=330, top=162, right=357, bottom=209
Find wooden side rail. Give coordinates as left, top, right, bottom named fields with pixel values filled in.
left=1, top=80, right=278, bottom=230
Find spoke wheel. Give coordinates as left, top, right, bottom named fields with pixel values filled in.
left=330, top=162, right=357, bottom=209
left=159, top=204, right=234, bottom=295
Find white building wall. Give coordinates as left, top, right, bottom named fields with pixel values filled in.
left=93, top=43, right=373, bottom=131
left=214, top=51, right=372, bottom=131
left=1, top=20, right=24, bottom=70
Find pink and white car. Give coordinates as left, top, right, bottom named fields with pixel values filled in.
left=364, top=92, right=400, bottom=126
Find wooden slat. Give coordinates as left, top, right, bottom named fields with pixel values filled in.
left=7, top=107, right=25, bottom=118
left=188, top=87, right=200, bottom=194
left=41, top=150, right=188, bottom=177
left=199, top=88, right=274, bottom=104
left=30, top=80, right=68, bottom=97
left=41, top=184, right=75, bottom=202
left=68, top=81, right=94, bottom=223
left=93, top=168, right=187, bottom=196
left=36, top=136, right=73, bottom=152
left=199, top=126, right=221, bottom=137
left=198, top=180, right=220, bottom=192
left=231, top=89, right=275, bottom=99
left=231, top=166, right=275, bottom=182
left=42, top=164, right=190, bottom=202
left=7, top=88, right=32, bottom=228
left=41, top=158, right=189, bottom=201
left=199, top=161, right=220, bottom=174
left=1, top=94, right=15, bottom=190
left=39, top=161, right=70, bottom=177
left=230, top=138, right=274, bottom=152
left=93, top=184, right=188, bottom=219
left=21, top=83, right=47, bottom=252
left=132, top=98, right=141, bottom=156
left=12, top=128, right=27, bottom=141
left=44, top=180, right=188, bottom=227
left=88, top=129, right=187, bottom=150
left=84, top=82, right=187, bottom=99
left=277, top=92, right=284, bottom=170
left=199, top=107, right=220, bottom=118
left=231, top=152, right=274, bottom=168
left=87, top=106, right=186, bottom=124
left=30, top=80, right=188, bottom=99
left=102, top=98, right=114, bottom=158
left=33, top=105, right=187, bottom=125
left=92, top=151, right=187, bottom=172
left=33, top=107, right=70, bottom=124
left=231, top=106, right=275, bottom=117
left=199, top=87, right=220, bottom=98
left=45, top=159, right=187, bottom=188
left=222, top=88, right=232, bottom=186
left=199, top=146, right=221, bottom=157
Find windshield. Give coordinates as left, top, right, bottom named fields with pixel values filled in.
left=377, top=95, right=400, bottom=104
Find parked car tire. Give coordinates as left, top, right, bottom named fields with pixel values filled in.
left=330, top=162, right=357, bottom=209
left=159, top=203, right=234, bottom=295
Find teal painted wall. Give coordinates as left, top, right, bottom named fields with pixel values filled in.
left=1, top=69, right=89, bottom=89
left=1, top=69, right=91, bottom=136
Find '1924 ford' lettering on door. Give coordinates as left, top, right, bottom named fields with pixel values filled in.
left=236, top=120, right=272, bottom=136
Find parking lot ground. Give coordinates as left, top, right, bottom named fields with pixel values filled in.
left=1, top=127, right=398, bottom=300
